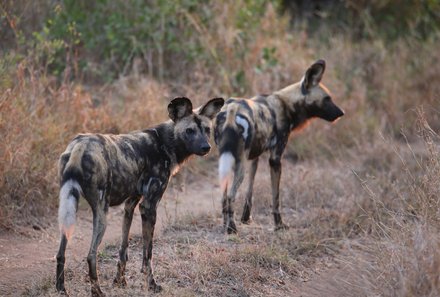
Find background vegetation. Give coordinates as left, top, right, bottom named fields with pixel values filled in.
left=1, top=0, right=439, bottom=295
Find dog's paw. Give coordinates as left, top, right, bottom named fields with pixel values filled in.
left=274, top=223, right=289, bottom=231
left=226, top=220, right=238, bottom=234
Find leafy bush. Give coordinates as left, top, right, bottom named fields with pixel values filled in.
left=3, top=0, right=438, bottom=84
left=23, top=0, right=277, bottom=83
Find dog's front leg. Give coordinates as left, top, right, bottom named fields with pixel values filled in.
left=87, top=200, right=108, bottom=297
left=139, top=176, right=167, bottom=292
left=224, top=162, right=244, bottom=234
left=241, top=158, right=259, bottom=224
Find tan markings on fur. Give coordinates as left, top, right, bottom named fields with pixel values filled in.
left=275, top=81, right=334, bottom=110
left=65, top=140, right=87, bottom=172
left=273, top=82, right=303, bottom=105
left=244, top=99, right=256, bottom=108
left=224, top=104, right=239, bottom=128
left=174, top=116, right=196, bottom=135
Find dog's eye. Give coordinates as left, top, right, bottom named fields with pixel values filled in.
left=323, top=96, right=331, bottom=102
left=204, top=127, right=211, bottom=135
left=186, top=128, right=195, bottom=135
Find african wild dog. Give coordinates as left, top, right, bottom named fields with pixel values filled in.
left=214, top=60, right=344, bottom=234
left=56, top=97, right=224, bottom=296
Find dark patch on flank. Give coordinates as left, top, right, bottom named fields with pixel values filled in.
left=268, top=107, right=277, bottom=123
left=117, top=139, right=140, bottom=161
left=258, top=110, right=266, bottom=121
left=81, top=154, right=95, bottom=173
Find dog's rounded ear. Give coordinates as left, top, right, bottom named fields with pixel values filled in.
left=198, top=97, right=225, bottom=119
left=168, top=97, right=193, bottom=122
left=302, top=59, right=326, bottom=92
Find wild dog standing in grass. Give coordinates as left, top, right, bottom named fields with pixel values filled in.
left=214, top=60, right=344, bottom=234
left=56, top=97, right=224, bottom=296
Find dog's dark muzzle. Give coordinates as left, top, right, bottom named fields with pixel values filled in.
left=196, top=143, right=211, bottom=156
left=323, top=101, right=344, bottom=122
left=329, top=106, right=344, bottom=122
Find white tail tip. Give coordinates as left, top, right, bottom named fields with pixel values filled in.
left=58, top=180, right=79, bottom=240
left=219, top=152, right=234, bottom=193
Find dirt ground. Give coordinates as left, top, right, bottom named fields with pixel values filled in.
left=0, top=160, right=364, bottom=297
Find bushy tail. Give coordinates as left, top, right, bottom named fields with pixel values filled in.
left=219, top=150, right=235, bottom=194
left=58, top=179, right=81, bottom=240
left=218, top=104, right=245, bottom=193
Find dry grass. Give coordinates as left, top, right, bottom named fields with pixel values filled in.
left=1, top=2, right=440, bottom=296
left=348, top=111, right=440, bottom=296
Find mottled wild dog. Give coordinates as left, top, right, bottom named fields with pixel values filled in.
left=214, top=60, right=344, bottom=233
left=56, top=97, right=224, bottom=296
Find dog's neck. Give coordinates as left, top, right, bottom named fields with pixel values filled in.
left=272, top=84, right=311, bottom=132
left=149, top=121, right=192, bottom=169
left=289, top=99, right=313, bottom=130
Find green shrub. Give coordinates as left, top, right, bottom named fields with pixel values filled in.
left=24, top=0, right=277, bottom=83
left=280, top=0, right=440, bottom=41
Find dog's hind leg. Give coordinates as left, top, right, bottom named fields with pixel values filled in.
left=87, top=197, right=108, bottom=297
left=241, top=158, right=259, bottom=224
left=269, top=155, right=288, bottom=231
left=114, top=196, right=141, bottom=287
left=56, top=234, right=69, bottom=294
left=222, top=189, right=229, bottom=231
left=224, top=161, right=244, bottom=234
